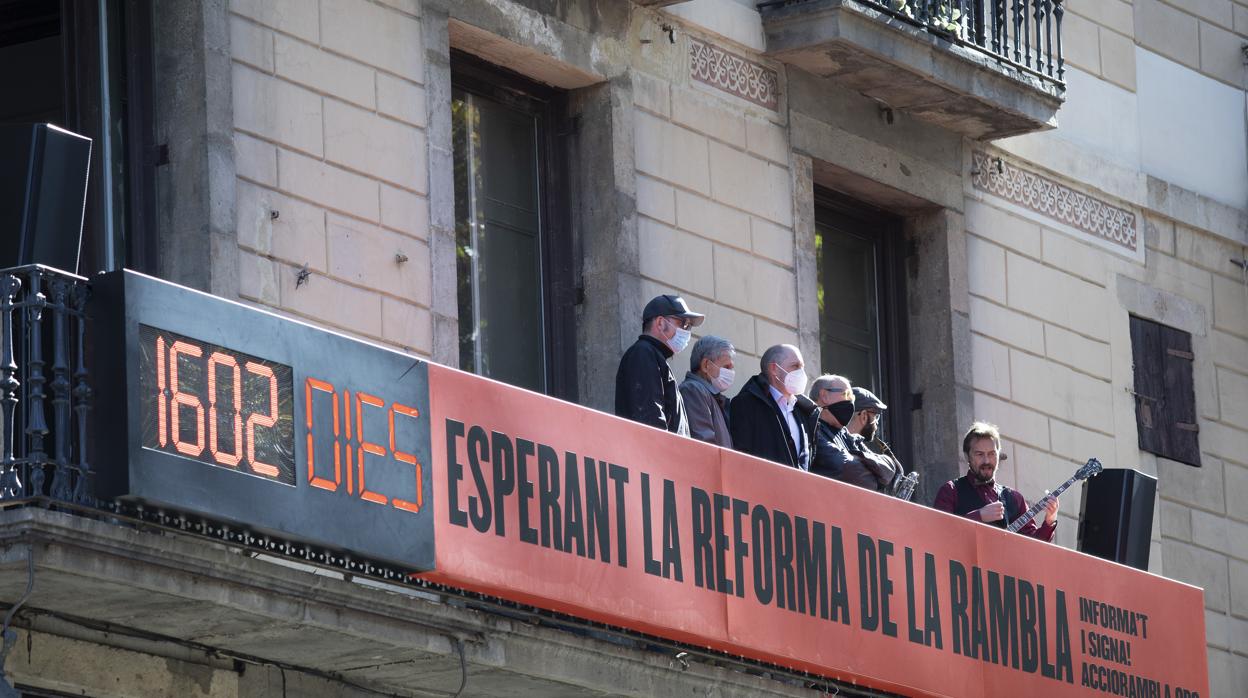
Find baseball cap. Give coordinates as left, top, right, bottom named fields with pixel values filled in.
left=642, top=294, right=705, bottom=327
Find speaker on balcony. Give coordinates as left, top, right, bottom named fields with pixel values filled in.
left=0, top=123, right=92, bottom=274
left=1078, top=468, right=1157, bottom=571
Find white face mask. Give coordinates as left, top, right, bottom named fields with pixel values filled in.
left=778, top=364, right=808, bottom=396
left=666, top=323, right=692, bottom=354
left=711, top=366, right=735, bottom=393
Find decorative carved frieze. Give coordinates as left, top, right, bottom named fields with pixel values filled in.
left=688, top=37, right=779, bottom=112
left=971, top=151, right=1137, bottom=252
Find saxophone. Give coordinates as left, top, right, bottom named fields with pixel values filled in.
left=872, top=436, right=919, bottom=501
left=891, top=470, right=920, bottom=502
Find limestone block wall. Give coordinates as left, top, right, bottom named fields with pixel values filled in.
left=227, top=0, right=434, bottom=357
left=980, top=2, right=1248, bottom=692
left=630, top=39, right=798, bottom=375
left=965, top=178, right=1248, bottom=692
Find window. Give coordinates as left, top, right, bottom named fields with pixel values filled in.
left=1129, top=315, right=1200, bottom=466
left=450, top=52, right=575, bottom=400
left=814, top=190, right=911, bottom=463
left=0, top=0, right=155, bottom=274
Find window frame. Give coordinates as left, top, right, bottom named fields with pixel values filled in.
left=449, top=50, right=577, bottom=402
left=1129, top=314, right=1201, bottom=467
left=813, top=188, right=913, bottom=469
left=1, top=0, right=157, bottom=275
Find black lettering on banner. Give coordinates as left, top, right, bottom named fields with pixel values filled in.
left=490, top=431, right=515, bottom=538
left=774, top=510, right=796, bottom=611
left=878, top=539, right=898, bottom=638
left=537, top=444, right=564, bottom=551
left=1039, top=584, right=1055, bottom=679
left=988, top=571, right=1019, bottom=669
left=713, top=494, right=732, bottom=595
left=970, top=566, right=989, bottom=660
left=1053, top=589, right=1073, bottom=683
left=949, top=560, right=969, bottom=656
left=922, top=552, right=942, bottom=648
left=829, top=526, right=851, bottom=625
left=859, top=534, right=880, bottom=632
left=516, top=438, right=538, bottom=545
left=445, top=419, right=468, bottom=527
left=584, top=458, right=611, bottom=563
left=691, top=488, right=714, bottom=590
left=752, top=505, right=773, bottom=604
left=661, top=479, right=683, bottom=581
left=905, top=547, right=923, bottom=645
left=1019, top=578, right=1039, bottom=674
left=731, top=498, right=750, bottom=599
left=563, top=452, right=586, bottom=557
left=642, top=473, right=661, bottom=577
left=608, top=463, right=629, bottom=568
left=794, top=516, right=828, bottom=619
left=466, top=426, right=492, bottom=533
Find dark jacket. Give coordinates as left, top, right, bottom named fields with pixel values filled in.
left=811, top=421, right=897, bottom=490
left=810, top=420, right=854, bottom=480
left=615, top=335, right=689, bottom=436
left=729, top=373, right=819, bottom=469
left=679, top=371, right=732, bottom=448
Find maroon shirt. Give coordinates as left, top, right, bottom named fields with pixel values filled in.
left=934, top=474, right=1057, bottom=542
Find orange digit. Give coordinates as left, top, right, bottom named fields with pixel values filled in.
left=356, top=392, right=388, bottom=505
left=390, top=402, right=422, bottom=513
left=343, top=390, right=354, bottom=494
left=305, top=377, right=340, bottom=491
left=156, top=335, right=168, bottom=447
left=244, top=362, right=280, bottom=478
left=169, top=340, right=205, bottom=457
left=208, top=352, right=243, bottom=467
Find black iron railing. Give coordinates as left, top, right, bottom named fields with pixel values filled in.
left=759, top=0, right=1066, bottom=87
left=0, top=265, right=94, bottom=506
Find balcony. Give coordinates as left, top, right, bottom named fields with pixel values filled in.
left=758, top=0, right=1066, bottom=139
left=0, top=266, right=1210, bottom=698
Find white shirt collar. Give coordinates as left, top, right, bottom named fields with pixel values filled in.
left=767, top=383, right=795, bottom=411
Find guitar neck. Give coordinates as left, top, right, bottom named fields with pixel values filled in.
left=1006, top=475, right=1076, bottom=533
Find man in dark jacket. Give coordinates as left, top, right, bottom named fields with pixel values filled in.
left=729, top=344, right=819, bottom=469
left=614, top=294, right=704, bottom=436
left=808, top=375, right=896, bottom=490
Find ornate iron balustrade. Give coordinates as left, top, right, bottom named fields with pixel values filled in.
left=759, top=0, right=1066, bottom=87
left=0, top=265, right=93, bottom=507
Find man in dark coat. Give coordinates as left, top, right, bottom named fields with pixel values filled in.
left=808, top=376, right=896, bottom=490
left=614, top=294, right=704, bottom=436
left=729, top=344, right=819, bottom=469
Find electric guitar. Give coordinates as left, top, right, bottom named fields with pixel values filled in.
left=1005, top=458, right=1103, bottom=533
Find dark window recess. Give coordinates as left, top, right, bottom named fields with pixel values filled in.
left=450, top=51, right=575, bottom=401
left=1129, top=316, right=1200, bottom=467
left=814, top=189, right=912, bottom=469
left=0, top=0, right=156, bottom=274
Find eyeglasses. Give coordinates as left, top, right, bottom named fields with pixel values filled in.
left=667, top=316, right=695, bottom=330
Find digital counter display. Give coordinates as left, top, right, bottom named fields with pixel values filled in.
left=89, top=270, right=435, bottom=571
left=139, top=325, right=295, bottom=484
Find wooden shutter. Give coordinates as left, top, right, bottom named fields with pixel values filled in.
left=1129, top=316, right=1201, bottom=467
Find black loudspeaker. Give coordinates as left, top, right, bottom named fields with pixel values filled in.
left=1078, top=468, right=1157, bottom=571
left=0, top=123, right=93, bottom=273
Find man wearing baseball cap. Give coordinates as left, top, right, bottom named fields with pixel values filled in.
left=846, top=386, right=904, bottom=491
left=614, top=294, right=705, bottom=436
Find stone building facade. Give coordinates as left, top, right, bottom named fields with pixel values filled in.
left=0, top=0, right=1245, bottom=695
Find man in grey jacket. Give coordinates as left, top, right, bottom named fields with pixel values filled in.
left=678, top=336, right=736, bottom=447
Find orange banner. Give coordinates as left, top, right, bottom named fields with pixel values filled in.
left=420, top=365, right=1209, bottom=698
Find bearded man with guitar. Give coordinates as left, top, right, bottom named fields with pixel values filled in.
left=934, top=421, right=1061, bottom=541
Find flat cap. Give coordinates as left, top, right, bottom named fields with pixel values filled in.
left=851, top=386, right=887, bottom=412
